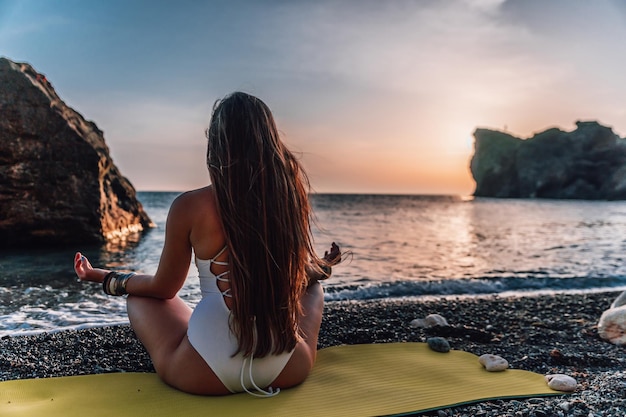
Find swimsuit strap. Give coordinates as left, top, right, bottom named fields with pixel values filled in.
left=211, top=247, right=231, bottom=297
left=211, top=245, right=229, bottom=266
left=216, top=270, right=230, bottom=281
left=216, top=273, right=231, bottom=298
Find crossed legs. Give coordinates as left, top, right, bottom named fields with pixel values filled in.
left=126, top=295, right=230, bottom=395
left=126, top=282, right=324, bottom=395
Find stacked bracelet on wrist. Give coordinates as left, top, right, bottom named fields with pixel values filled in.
left=102, top=272, right=136, bottom=296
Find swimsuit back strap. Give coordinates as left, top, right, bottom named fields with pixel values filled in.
left=211, top=245, right=229, bottom=266
left=215, top=270, right=230, bottom=281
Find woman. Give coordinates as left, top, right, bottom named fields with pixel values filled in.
left=74, top=92, right=341, bottom=396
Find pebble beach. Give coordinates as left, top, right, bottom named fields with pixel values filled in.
left=1, top=291, right=624, bottom=416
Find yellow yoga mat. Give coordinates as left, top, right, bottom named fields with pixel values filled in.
left=0, top=343, right=563, bottom=417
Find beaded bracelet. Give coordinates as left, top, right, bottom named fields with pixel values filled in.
left=102, top=271, right=136, bottom=296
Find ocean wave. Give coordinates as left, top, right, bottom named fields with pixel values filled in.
left=323, top=276, right=626, bottom=301
left=3, top=276, right=625, bottom=338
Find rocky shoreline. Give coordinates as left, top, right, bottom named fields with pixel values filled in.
left=1, top=292, right=624, bottom=416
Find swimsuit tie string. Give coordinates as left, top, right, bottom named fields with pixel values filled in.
left=240, top=356, right=280, bottom=397
left=239, top=317, right=280, bottom=397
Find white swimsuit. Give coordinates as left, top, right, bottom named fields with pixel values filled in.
left=187, top=247, right=294, bottom=395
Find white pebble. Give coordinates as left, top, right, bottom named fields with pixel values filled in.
left=410, top=313, right=449, bottom=328
left=597, top=303, right=626, bottom=346
left=545, top=374, right=577, bottom=392
left=424, top=314, right=448, bottom=327
left=409, top=318, right=426, bottom=328
left=558, top=401, right=572, bottom=411
left=478, top=354, right=509, bottom=372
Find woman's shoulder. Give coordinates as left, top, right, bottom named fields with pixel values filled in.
left=174, top=186, right=224, bottom=254
left=173, top=186, right=215, bottom=205
left=169, top=186, right=217, bottom=216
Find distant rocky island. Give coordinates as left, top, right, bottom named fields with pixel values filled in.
left=470, top=121, right=626, bottom=200
left=0, top=57, right=154, bottom=248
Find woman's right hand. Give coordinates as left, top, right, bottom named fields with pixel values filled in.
left=323, top=242, right=341, bottom=266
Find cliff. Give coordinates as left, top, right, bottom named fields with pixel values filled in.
left=470, top=121, right=626, bottom=200
left=0, top=57, right=154, bottom=247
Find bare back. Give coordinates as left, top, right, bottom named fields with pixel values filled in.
left=186, top=186, right=227, bottom=260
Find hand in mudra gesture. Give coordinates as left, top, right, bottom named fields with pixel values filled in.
left=323, top=242, right=341, bottom=266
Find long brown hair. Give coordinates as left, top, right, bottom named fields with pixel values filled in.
left=206, top=92, right=321, bottom=357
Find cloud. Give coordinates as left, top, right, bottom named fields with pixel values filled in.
left=7, top=0, right=626, bottom=194
left=243, top=0, right=570, bottom=121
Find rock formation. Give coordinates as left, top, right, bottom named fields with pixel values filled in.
left=470, top=121, right=626, bottom=199
left=0, top=57, right=154, bottom=248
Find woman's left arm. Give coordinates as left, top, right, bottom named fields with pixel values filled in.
left=74, top=193, right=193, bottom=299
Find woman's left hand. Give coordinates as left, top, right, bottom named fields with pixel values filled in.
left=74, top=252, right=104, bottom=282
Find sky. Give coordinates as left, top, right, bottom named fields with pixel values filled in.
left=1, top=0, right=626, bottom=195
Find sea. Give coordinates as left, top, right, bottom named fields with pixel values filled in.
left=1, top=192, right=626, bottom=337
